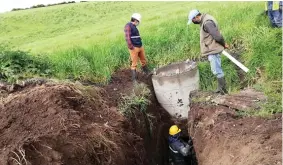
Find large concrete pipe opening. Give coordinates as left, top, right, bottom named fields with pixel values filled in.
left=151, top=61, right=199, bottom=119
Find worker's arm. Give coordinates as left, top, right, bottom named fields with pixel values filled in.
left=174, top=142, right=191, bottom=157
left=124, top=24, right=134, bottom=50
left=204, top=20, right=226, bottom=47
left=179, top=144, right=191, bottom=156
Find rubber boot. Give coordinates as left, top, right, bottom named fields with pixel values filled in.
left=217, top=77, right=228, bottom=95
left=131, top=69, right=137, bottom=84
left=142, top=65, right=153, bottom=79
left=215, top=80, right=221, bottom=94
left=141, top=65, right=150, bottom=75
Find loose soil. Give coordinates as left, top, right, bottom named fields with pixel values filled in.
left=0, top=83, right=147, bottom=165
left=0, top=69, right=174, bottom=165
left=188, top=99, right=282, bottom=165
left=0, top=68, right=281, bottom=165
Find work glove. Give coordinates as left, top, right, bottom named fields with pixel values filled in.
left=224, top=43, right=229, bottom=49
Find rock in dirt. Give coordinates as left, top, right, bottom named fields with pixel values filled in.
left=212, top=88, right=267, bottom=110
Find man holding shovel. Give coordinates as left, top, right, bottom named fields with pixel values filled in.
left=187, top=9, right=229, bottom=95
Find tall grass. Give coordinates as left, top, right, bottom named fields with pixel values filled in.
left=0, top=2, right=281, bottom=114
left=0, top=48, right=52, bottom=83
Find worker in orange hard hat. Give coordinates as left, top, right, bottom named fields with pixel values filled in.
left=168, top=125, right=198, bottom=165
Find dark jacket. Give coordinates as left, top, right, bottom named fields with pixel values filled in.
left=124, top=22, right=142, bottom=49
left=168, top=135, right=198, bottom=165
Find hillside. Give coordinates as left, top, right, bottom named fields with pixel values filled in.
left=0, top=2, right=281, bottom=165
left=0, top=1, right=281, bottom=114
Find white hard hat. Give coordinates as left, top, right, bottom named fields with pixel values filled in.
left=131, top=13, right=141, bottom=22
left=187, top=9, right=200, bottom=25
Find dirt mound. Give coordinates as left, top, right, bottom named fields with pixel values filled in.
left=2, top=68, right=279, bottom=165
left=188, top=101, right=282, bottom=165
left=0, top=84, right=147, bottom=165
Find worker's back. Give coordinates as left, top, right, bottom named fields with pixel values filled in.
left=168, top=135, right=198, bottom=165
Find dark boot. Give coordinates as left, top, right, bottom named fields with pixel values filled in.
left=217, top=77, right=228, bottom=95
left=215, top=80, right=222, bottom=94
left=131, top=69, right=137, bottom=83
left=141, top=65, right=150, bottom=75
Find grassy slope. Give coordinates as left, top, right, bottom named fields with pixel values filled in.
left=0, top=2, right=281, bottom=115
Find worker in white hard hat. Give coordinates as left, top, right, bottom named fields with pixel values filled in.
left=187, top=9, right=229, bottom=95
left=124, top=13, right=150, bottom=83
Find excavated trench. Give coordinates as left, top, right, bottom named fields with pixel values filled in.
left=2, top=40, right=278, bottom=165
left=0, top=69, right=194, bottom=165
left=105, top=69, right=281, bottom=165
left=104, top=69, right=199, bottom=165
left=0, top=69, right=281, bottom=165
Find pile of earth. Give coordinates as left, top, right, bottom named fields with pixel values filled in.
left=0, top=83, right=148, bottom=165
left=188, top=91, right=282, bottom=165
left=0, top=69, right=281, bottom=165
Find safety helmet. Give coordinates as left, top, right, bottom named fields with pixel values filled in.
left=169, top=125, right=181, bottom=136
left=131, top=13, right=141, bottom=22
left=187, top=9, right=200, bottom=25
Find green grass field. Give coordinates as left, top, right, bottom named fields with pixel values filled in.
left=0, top=1, right=281, bottom=115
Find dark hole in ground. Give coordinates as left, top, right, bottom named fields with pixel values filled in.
left=143, top=102, right=199, bottom=165
left=1, top=70, right=280, bottom=165
left=104, top=69, right=199, bottom=165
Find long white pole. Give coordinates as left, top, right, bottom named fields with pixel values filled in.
left=222, top=50, right=249, bottom=73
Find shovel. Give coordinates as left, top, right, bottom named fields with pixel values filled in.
left=222, top=50, right=249, bottom=73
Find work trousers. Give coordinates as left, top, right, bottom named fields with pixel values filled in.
left=129, top=47, right=147, bottom=70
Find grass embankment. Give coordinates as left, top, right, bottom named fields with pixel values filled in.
left=0, top=2, right=281, bottom=115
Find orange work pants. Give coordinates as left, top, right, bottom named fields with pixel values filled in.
left=128, top=47, right=147, bottom=70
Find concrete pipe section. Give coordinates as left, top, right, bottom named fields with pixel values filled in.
left=151, top=61, right=199, bottom=119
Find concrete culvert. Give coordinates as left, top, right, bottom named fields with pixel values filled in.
left=151, top=61, right=199, bottom=119
left=103, top=69, right=199, bottom=165
left=149, top=60, right=281, bottom=165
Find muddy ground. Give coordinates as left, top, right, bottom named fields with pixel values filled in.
left=0, top=69, right=281, bottom=165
